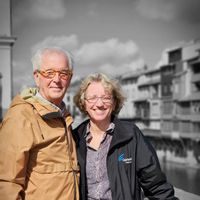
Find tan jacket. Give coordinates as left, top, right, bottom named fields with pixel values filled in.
left=0, top=88, right=79, bottom=200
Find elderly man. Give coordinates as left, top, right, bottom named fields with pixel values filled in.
left=0, top=47, right=79, bottom=200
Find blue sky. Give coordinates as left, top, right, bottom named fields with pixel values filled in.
left=11, top=0, right=200, bottom=94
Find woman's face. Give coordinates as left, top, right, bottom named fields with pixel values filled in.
left=84, top=81, right=115, bottom=124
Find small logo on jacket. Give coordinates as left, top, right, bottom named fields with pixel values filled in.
left=118, top=153, right=132, bottom=164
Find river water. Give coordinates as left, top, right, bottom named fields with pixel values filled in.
left=160, top=161, right=200, bottom=196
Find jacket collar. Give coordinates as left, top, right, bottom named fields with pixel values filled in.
left=109, top=116, right=133, bottom=151
left=31, top=99, right=73, bottom=127
left=76, top=116, right=133, bottom=150
left=19, top=87, right=73, bottom=127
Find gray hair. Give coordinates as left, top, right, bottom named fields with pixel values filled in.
left=31, top=46, right=74, bottom=71
left=74, top=73, right=126, bottom=115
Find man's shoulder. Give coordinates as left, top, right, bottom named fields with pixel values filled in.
left=4, top=95, right=36, bottom=119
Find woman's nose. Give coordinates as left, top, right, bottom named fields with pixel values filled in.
left=95, top=97, right=104, bottom=106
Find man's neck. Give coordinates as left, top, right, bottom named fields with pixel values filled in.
left=36, top=92, right=62, bottom=110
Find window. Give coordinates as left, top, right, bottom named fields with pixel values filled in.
left=174, top=83, right=179, bottom=94
left=173, top=121, right=179, bottom=131
left=180, top=102, right=190, bottom=115
left=180, top=121, right=191, bottom=133
left=192, top=101, right=200, bottom=114
left=168, top=49, right=182, bottom=63
left=162, top=120, right=173, bottom=132
left=163, top=101, right=173, bottom=114
left=193, top=122, right=200, bottom=133
left=192, top=63, right=200, bottom=73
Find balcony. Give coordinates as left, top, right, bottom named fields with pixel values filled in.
left=191, top=73, right=200, bottom=83
left=179, top=92, right=200, bottom=102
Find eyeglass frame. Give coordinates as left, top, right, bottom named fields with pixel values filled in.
left=36, top=69, right=73, bottom=80
left=84, top=95, right=113, bottom=104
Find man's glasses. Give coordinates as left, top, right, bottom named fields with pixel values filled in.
left=37, top=69, right=72, bottom=80
left=85, top=95, right=113, bottom=104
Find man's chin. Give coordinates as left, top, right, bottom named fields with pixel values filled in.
left=50, top=88, right=63, bottom=92
left=49, top=93, right=64, bottom=101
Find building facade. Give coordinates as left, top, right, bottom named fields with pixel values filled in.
left=0, top=0, right=16, bottom=120
left=118, top=71, right=141, bottom=119
left=66, top=39, right=200, bottom=164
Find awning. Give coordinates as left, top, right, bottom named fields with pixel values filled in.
left=138, top=78, right=160, bottom=87
left=179, top=92, right=200, bottom=102
left=134, top=97, right=148, bottom=102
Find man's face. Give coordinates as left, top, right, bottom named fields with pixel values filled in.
left=34, top=50, right=72, bottom=106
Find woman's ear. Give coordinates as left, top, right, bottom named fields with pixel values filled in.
left=112, top=100, right=116, bottom=112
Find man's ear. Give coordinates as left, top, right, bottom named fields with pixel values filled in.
left=33, top=71, right=40, bottom=87
left=69, top=74, right=73, bottom=83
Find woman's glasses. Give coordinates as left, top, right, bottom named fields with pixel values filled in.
left=85, top=95, right=113, bottom=104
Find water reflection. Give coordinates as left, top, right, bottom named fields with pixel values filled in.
left=161, top=161, right=200, bottom=195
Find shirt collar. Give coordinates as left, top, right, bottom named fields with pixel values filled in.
left=84, top=122, right=115, bottom=138
left=36, top=92, right=66, bottom=117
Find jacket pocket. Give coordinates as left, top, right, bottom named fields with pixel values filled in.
left=31, top=162, right=79, bottom=173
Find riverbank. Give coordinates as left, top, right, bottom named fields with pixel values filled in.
left=175, top=188, right=200, bottom=200
left=159, top=157, right=200, bottom=196
left=157, top=149, right=200, bottom=169
left=144, top=188, right=200, bottom=200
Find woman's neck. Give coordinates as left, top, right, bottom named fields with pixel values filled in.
left=89, top=120, right=110, bottom=136
left=88, top=120, right=110, bottom=150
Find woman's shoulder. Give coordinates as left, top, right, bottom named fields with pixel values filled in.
left=114, top=117, right=140, bottom=132
left=114, top=118, right=145, bottom=141
left=73, top=119, right=89, bottom=135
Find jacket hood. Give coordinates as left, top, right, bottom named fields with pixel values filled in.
left=10, top=88, right=73, bottom=126
left=9, top=88, right=38, bottom=108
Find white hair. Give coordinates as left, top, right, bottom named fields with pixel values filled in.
left=31, top=46, right=74, bottom=71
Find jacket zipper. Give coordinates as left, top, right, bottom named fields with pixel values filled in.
left=62, top=119, right=77, bottom=200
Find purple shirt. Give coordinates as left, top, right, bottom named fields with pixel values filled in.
left=85, top=123, right=115, bottom=200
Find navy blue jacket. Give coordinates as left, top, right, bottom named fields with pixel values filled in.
left=73, top=116, right=178, bottom=200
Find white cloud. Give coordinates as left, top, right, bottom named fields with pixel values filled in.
left=31, top=0, right=66, bottom=19
left=87, top=2, right=98, bottom=17
left=74, top=38, right=145, bottom=76
left=98, top=58, right=145, bottom=76
left=136, top=0, right=200, bottom=23
left=98, top=63, right=116, bottom=75
left=75, top=38, right=140, bottom=65
left=12, top=0, right=67, bottom=28
left=128, top=58, right=145, bottom=71
left=136, top=0, right=175, bottom=21
left=14, top=36, right=145, bottom=91
left=12, top=60, right=35, bottom=94
left=31, top=35, right=79, bottom=55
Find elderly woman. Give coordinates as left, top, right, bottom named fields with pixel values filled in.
left=73, top=73, right=178, bottom=200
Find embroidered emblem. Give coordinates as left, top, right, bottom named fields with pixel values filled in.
left=118, top=153, right=132, bottom=164
left=118, top=153, right=125, bottom=161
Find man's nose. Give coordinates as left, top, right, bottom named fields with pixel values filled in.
left=53, top=72, right=61, bottom=82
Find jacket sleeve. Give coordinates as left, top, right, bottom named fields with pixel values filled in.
left=135, top=127, right=178, bottom=200
left=0, top=108, right=33, bottom=200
